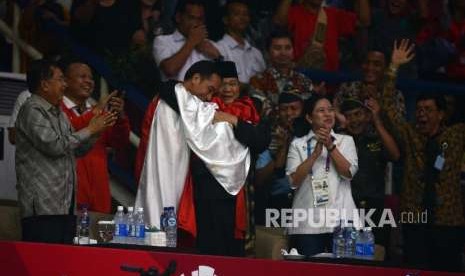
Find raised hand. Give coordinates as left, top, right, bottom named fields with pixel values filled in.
left=93, top=91, right=118, bottom=115
left=310, top=142, right=323, bottom=160
left=108, top=92, right=125, bottom=116
left=315, top=127, right=332, bottom=148
left=313, top=82, right=327, bottom=96
left=365, top=97, right=381, bottom=119
left=87, top=112, right=117, bottom=135
left=187, top=24, right=208, bottom=48
left=391, top=39, right=415, bottom=68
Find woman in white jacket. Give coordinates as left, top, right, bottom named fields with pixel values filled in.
left=286, top=95, right=358, bottom=256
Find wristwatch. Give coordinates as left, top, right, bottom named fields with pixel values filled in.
left=328, top=144, right=336, bottom=152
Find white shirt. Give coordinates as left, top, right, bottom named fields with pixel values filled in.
left=9, top=90, right=31, bottom=128
left=286, top=130, right=358, bottom=234
left=153, top=30, right=216, bottom=81
left=62, top=96, right=93, bottom=116
left=216, top=34, right=266, bottom=83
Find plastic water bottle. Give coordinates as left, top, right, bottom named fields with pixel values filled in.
left=355, top=229, right=366, bottom=258
left=165, top=207, right=177, bottom=248
left=126, top=206, right=136, bottom=244
left=78, top=204, right=90, bottom=245
left=332, top=220, right=345, bottom=258
left=344, top=220, right=357, bottom=257
left=135, top=207, right=146, bottom=245
left=160, top=207, right=168, bottom=231
left=114, top=206, right=127, bottom=243
left=364, top=227, right=375, bottom=260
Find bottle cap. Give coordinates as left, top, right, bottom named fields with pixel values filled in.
left=128, top=206, right=134, bottom=212
left=117, top=206, right=124, bottom=211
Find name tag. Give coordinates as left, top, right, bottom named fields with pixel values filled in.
left=434, top=155, right=445, bottom=171
left=311, top=176, right=330, bottom=207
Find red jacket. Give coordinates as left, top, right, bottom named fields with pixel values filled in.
left=134, top=98, right=159, bottom=185
left=61, top=102, right=130, bottom=213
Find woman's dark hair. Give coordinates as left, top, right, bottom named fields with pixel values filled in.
left=291, top=95, right=332, bottom=138
left=303, top=95, right=332, bottom=116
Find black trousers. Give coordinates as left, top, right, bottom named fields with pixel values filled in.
left=194, top=196, right=244, bottom=257
left=402, top=224, right=465, bottom=272
left=21, top=214, right=77, bottom=244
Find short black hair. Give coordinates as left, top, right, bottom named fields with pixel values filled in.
left=57, top=56, right=88, bottom=75
left=26, top=59, right=59, bottom=94
left=184, top=60, right=220, bottom=81
left=416, top=93, right=447, bottom=111
left=176, top=0, right=205, bottom=14
left=224, top=0, right=249, bottom=16
left=266, top=27, right=293, bottom=50
left=304, top=95, right=332, bottom=115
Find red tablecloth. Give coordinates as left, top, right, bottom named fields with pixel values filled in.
left=0, top=241, right=461, bottom=276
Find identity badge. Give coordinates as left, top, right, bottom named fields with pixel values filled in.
left=311, top=176, right=330, bottom=207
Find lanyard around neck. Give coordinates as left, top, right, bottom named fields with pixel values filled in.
left=307, top=137, right=331, bottom=176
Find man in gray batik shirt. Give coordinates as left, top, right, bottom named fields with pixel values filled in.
left=15, top=59, right=116, bottom=244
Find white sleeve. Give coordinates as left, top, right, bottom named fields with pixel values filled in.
left=286, top=139, right=305, bottom=188
left=153, top=36, right=175, bottom=66
left=337, top=135, right=359, bottom=180
left=286, top=139, right=303, bottom=176
left=9, top=90, right=31, bottom=128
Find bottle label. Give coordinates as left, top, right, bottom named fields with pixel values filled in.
left=364, top=243, right=375, bottom=256
left=355, top=243, right=364, bottom=256
left=135, top=225, right=145, bottom=238
left=167, top=217, right=176, bottom=227
left=116, top=224, right=127, bottom=236
left=128, top=225, right=136, bottom=237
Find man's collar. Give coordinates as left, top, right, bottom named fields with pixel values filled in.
left=62, top=96, right=92, bottom=110
left=223, top=34, right=252, bottom=50
left=32, top=94, right=54, bottom=111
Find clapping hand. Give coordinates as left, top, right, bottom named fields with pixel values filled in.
left=315, top=127, right=333, bottom=148
left=187, top=24, right=208, bottom=47
left=88, top=112, right=117, bottom=135
left=365, top=97, right=381, bottom=119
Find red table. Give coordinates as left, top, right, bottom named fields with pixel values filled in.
left=0, top=241, right=462, bottom=276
